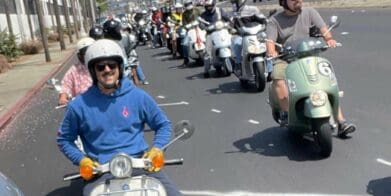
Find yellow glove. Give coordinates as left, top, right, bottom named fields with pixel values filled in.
left=142, top=147, right=164, bottom=172
left=79, top=157, right=99, bottom=181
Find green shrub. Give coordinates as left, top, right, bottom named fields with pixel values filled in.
left=0, top=29, right=22, bottom=61
left=19, top=40, right=43, bottom=54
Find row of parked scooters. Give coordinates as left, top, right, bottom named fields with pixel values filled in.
left=133, top=12, right=271, bottom=92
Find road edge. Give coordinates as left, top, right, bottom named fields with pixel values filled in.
left=0, top=51, right=75, bottom=131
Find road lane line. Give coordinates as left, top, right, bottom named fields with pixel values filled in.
left=248, top=119, right=260, bottom=124
left=211, top=109, right=221, bottom=113
left=157, top=95, right=166, bottom=99
left=158, top=101, right=189, bottom=107
left=377, top=158, right=391, bottom=166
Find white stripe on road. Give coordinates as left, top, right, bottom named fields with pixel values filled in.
left=248, top=119, right=260, bottom=124
left=158, top=101, right=189, bottom=107
left=157, top=95, right=166, bottom=99
left=211, top=109, right=221, bottom=113
left=377, top=158, right=391, bottom=166
left=181, top=190, right=359, bottom=196
left=155, top=55, right=172, bottom=60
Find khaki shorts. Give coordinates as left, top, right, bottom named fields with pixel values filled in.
left=271, top=59, right=288, bottom=80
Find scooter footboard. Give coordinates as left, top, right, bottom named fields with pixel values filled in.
left=89, top=176, right=167, bottom=196
left=304, top=99, right=332, bottom=118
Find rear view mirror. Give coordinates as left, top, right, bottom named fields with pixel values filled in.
left=173, top=120, right=194, bottom=141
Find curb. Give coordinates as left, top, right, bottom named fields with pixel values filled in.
left=0, top=50, right=75, bottom=131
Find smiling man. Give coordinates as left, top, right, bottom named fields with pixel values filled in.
left=57, top=39, right=182, bottom=196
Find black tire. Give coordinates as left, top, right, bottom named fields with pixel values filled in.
left=167, top=38, right=172, bottom=51
left=223, top=58, right=232, bottom=76
left=240, top=79, right=250, bottom=89
left=253, top=62, right=266, bottom=92
left=271, top=109, right=280, bottom=124
left=312, top=118, right=333, bottom=157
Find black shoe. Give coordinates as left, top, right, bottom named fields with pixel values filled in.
left=267, top=72, right=272, bottom=82
left=203, top=72, right=210, bottom=78
left=337, top=121, right=356, bottom=137
left=279, top=111, right=288, bottom=127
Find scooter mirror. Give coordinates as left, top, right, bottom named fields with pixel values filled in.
left=173, top=120, right=194, bottom=141
left=329, top=16, right=341, bottom=29
left=47, top=78, right=62, bottom=92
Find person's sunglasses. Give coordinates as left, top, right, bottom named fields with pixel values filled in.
left=95, top=62, right=118, bottom=72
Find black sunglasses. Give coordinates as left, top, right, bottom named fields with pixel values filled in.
left=95, top=62, right=119, bottom=72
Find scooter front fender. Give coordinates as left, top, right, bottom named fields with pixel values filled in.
left=304, top=99, right=332, bottom=118
left=219, top=48, right=232, bottom=58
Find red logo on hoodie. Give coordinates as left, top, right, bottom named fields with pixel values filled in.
left=122, top=106, right=129, bottom=117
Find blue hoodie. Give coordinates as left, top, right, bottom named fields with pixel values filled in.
left=57, top=78, right=172, bottom=165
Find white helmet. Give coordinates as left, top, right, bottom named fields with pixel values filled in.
left=77, top=37, right=95, bottom=54
left=184, top=0, right=193, bottom=10
left=174, top=3, right=183, bottom=9
left=85, top=39, right=125, bottom=84
left=151, top=6, right=157, bottom=11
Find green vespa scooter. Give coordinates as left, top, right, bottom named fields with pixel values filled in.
left=268, top=16, right=342, bottom=157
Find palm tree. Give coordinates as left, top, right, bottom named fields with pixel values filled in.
left=3, top=1, right=14, bottom=35
left=62, top=0, right=73, bottom=43
left=35, top=0, right=51, bottom=62
left=53, top=0, right=66, bottom=50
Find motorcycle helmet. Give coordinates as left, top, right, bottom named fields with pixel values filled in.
left=76, top=37, right=95, bottom=64
left=89, top=25, right=104, bottom=40
left=184, top=0, right=193, bottom=10
left=103, top=19, right=122, bottom=40
left=230, top=0, right=247, bottom=11
left=204, top=0, right=216, bottom=13
left=279, top=0, right=296, bottom=12
left=85, top=39, right=124, bottom=85
left=174, top=2, right=183, bottom=12
left=151, top=6, right=157, bottom=12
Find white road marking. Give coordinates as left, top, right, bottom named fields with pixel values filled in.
left=155, top=55, right=172, bottom=60
left=211, top=109, right=221, bottom=113
left=248, top=119, right=260, bottom=124
left=341, top=32, right=350, bottom=35
left=181, top=190, right=358, bottom=196
left=157, top=95, right=165, bottom=99
left=377, top=158, right=391, bottom=166
left=158, top=101, right=189, bottom=107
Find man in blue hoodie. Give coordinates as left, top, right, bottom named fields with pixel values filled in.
left=57, top=39, right=181, bottom=196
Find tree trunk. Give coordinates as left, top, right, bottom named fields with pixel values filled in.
left=53, top=0, right=66, bottom=50
left=24, top=0, right=35, bottom=40
left=62, top=0, right=73, bottom=43
left=71, top=0, right=80, bottom=39
left=3, top=1, right=14, bottom=35
left=35, top=0, right=51, bottom=62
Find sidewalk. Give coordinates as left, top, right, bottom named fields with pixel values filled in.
left=0, top=39, right=77, bottom=130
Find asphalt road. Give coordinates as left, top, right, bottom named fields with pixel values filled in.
left=0, top=7, right=391, bottom=196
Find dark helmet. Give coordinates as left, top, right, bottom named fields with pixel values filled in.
left=184, top=0, right=193, bottom=10
left=89, top=25, right=104, bottom=40
left=204, top=0, right=216, bottom=13
left=279, top=0, right=292, bottom=11
left=103, top=19, right=122, bottom=40
left=85, top=39, right=125, bottom=85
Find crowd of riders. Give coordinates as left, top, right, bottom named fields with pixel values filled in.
left=57, top=0, right=357, bottom=194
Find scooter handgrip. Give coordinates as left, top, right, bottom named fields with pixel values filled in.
left=164, top=158, right=184, bottom=165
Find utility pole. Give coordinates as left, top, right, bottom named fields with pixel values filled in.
left=35, top=0, right=51, bottom=62
left=53, top=0, right=66, bottom=50
left=63, top=0, right=73, bottom=43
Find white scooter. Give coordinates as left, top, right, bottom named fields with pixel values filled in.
left=63, top=120, right=194, bottom=196
left=234, top=22, right=268, bottom=92
left=185, top=20, right=207, bottom=66
left=200, top=18, right=233, bottom=77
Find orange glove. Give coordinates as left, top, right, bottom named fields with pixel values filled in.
left=79, top=157, right=99, bottom=181
left=142, top=147, right=164, bottom=172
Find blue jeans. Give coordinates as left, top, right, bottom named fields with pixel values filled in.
left=83, top=169, right=182, bottom=196
left=136, top=63, right=146, bottom=82
left=182, top=35, right=190, bottom=59
left=232, top=36, right=242, bottom=65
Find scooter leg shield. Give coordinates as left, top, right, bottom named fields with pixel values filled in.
left=304, top=99, right=332, bottom=118
left=218, top=48, right=232, bottom=58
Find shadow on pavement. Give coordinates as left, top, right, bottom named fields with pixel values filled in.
left=47, top=179, right=84, bottom=196
left=205, top=81, right=262, bottom=94
left=367, top=176, right=391, bottom=196
left=227, top=126, right=327, bottom=161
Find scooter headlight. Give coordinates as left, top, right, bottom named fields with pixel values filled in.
left=310, top=90, right=328, bottom=106
left=139, top=20, right=146, bottom=26
left=109, top=153, right=132, bottom=178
